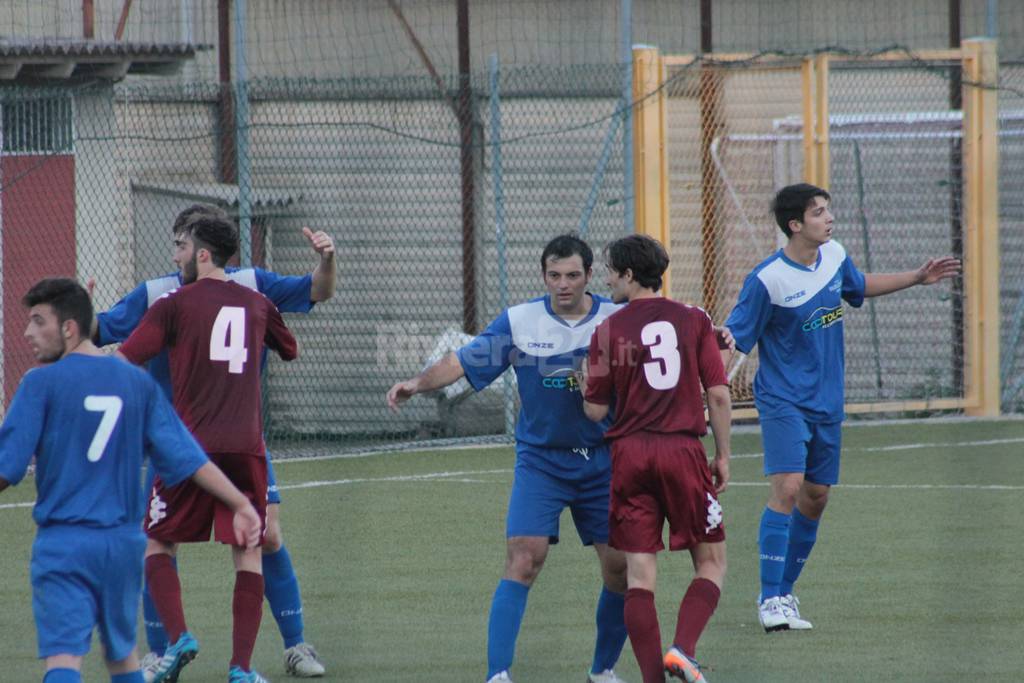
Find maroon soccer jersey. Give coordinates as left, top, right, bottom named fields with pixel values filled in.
left=585, top=297, right=726, bottom=440
left=120, top=278, right=298, bottom=456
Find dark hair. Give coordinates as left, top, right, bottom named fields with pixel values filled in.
left=22, top=278, right=93, bottom=338
left=605, top=234, right=670, bottom=291
left=772, top=183, right=831, bottom=237
left=186, top=215, right=239, bottom=267
left=172, top=203, right=231, bottom=235
left=540, top=233, right=593, bottom=272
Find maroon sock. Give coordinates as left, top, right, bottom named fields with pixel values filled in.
left=230, top=571, right=264, bottom=671
left=674, top=578, right=721, bottom=659
left=144, top=554, right=188, bottom=644
left=624, top=588, right=665, bottom=683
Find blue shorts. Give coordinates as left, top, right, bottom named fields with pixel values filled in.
left=760, top=415, right=842, bottom=485
left=506, top=443, right=611, bottom=545
left=31, top=525, right=146, bottom=661
left=146, top=449, right=280, bottom=505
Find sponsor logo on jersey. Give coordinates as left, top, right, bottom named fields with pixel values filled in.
left=528, top=341, right=555, bottom=349
left=541, top=367, right=580, bottom=392
left=801, top=305, right=843, bottom=332
left=784, top=289, right=806, bottom=303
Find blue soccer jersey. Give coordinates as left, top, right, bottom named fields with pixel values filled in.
left=726, top=240, right=866, bottom=422
left=96, top=267, right=312, bottom=399
left=0, top=354, right=209, bottom=528
left=457, top=294, right=621, bottom=451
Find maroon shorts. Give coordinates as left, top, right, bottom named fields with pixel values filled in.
left=609, top=431, right=725, bottom=553
left=145, top=452, right=267, bottom=546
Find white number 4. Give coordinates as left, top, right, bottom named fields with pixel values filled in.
left=210, top=306, right=248, bottom=374
left=83, top=395, right=123, bottom=462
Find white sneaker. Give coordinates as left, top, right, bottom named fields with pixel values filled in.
left=588, top=669, right=628, bottom=683
left=487, top=672, right=513, bottom=683
left=283, top=643, right=325, bottom=677
left=779, top=594, right=813, bottom=630
left=757, top=596, right=790, bottom=632
left=140, top=651, right=161, bottom=683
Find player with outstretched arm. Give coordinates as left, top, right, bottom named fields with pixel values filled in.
left=722, top=183, right=960, bottom=633
left=94, top=203, right=331, bottom=679
left=0, top=278, right=261, bottom=683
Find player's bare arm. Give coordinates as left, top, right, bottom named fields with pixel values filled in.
left=582, top=398, right=609, bottom=422
left=706, top=383, right=732, bottom=493
left=190, top=462, right=262, bottom=549
left=386, top=351, right=466, bottom=411
left=303, top=227, right=337, bottom=302
left=864, top=256, right=961, bottom=297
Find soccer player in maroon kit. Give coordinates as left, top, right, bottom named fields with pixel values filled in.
left=582, top=235, right=731, bottom=683
left=119, top=215, right=299, bottom=683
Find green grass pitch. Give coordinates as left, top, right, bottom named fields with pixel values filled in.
left=1, top=418, right=1022, bottom=681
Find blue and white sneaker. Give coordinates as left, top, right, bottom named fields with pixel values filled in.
left=229, top=665, right=270, bottom=682
left=779, top=593, right=813, bottom=630
left=150, top=632, right=199, bottom=683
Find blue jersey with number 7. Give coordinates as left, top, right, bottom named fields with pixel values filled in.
left=0, top=354, right=209, bottom=529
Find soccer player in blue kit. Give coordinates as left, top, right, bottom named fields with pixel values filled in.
left=386, top=234, right=630, bottom=683
left=0, top=278, right=262, bottom=683
left=94, top=204, right=334, bottom=678
left=723, top=184, right=960, bottom=632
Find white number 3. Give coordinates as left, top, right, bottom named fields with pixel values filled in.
left=83, top=395, right=123, bottom=462
left=641, top=321, right=681, bottom=390
left=210, top=306, right=248, bottom=374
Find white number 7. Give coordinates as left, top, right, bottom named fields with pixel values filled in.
left=83, top=395, right=123, bottom=462
left=210, top=306, right=248, bottom=374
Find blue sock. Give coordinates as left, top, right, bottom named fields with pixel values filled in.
left=758, top=507, right=791, bottom=600
left=487, top=579, right=530, bottom=679
left=143, top=556, right=175, bottom=655
left=590, top=587, right=627, bottom=674
left=779, top=508, right=819, bottom=596
left=263, top=545, right=305, bottom=648
left=43, top=669, right=81, bottom=683
left=110, top=672, right=144, bottom=683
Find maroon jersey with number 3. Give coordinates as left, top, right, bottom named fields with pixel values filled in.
left=585, top=297, right=726, bottom=439
left=120, top=277, right=298, bottom=457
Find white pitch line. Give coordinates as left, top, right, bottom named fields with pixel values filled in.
left=726, top=481, right=1024, bottom=491
left=0, top=501, right=33, bottom=510
left=277, top=468, right=511, bottom=491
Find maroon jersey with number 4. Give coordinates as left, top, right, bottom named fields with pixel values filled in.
left=120, top=277, right=298, bottom=457
left=585, top=297, right=726, bottom=440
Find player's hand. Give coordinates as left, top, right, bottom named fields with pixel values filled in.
left=715, top=325, right=735, bottom=352
left=574, top=358, right=589, bottom=395
left=233, top=503, right=262, bottom=549
left=85, top=277, right=96, bottom=300
left=302, top=227, right=335, bottom=259
left=711, top=454, right=730, bottom=494
left=386, top=380, right=418, bottom=412
left=916, top=256, right=961, bottom=285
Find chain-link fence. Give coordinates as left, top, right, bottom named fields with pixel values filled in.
left=1, top=2, right=1022, bottom=457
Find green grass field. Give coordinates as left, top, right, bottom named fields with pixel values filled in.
left=2, top=418, right=1023, bottom=682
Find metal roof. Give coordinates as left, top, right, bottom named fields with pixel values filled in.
left=0, top=39, right=210, bottom=81
left=132, top=181, right=302, bottom=210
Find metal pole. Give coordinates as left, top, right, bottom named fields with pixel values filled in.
left=457, top=0, right=477, bottom=334
left=621, top=0, right=633, bottom=234
left=234, top=0, right=252, bottom=267
left=986, top=0, right=998, bottom=38
left=488, top=53, right=515, bottom=438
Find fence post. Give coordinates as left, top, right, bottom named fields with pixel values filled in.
left=631, top=45, right=670, bottom=296
left=962, top=38, right=1001, bottom=416
left=801, top=54, right=830, bottom=188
